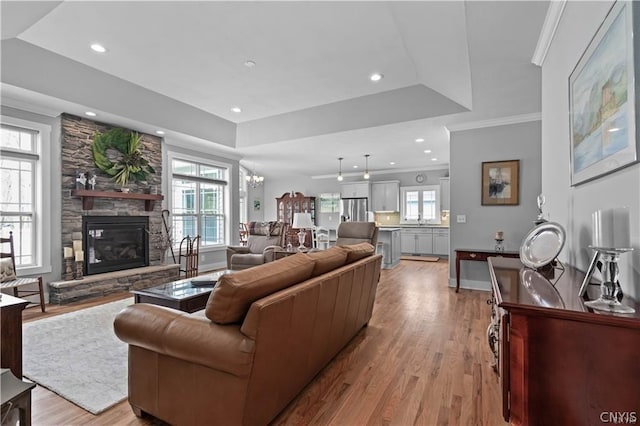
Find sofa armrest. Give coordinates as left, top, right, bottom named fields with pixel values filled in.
left=227, top=246, right=251, bottom=268
left=263, top=245, right=285, bottom=262
left=114, top=304, right=255, bottom=377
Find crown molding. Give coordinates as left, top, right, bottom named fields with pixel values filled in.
left=531, top=0, right=567, bottom=67
left=446, top=112, right=541, bottom=133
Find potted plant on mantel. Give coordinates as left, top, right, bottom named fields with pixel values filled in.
left=92, top=128, right=155, bottom=192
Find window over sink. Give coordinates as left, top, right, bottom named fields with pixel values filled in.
left=400, top=185, right=441, bottom=224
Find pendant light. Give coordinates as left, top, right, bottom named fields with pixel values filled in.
left=337, top=157, right=344, bottom=181
left=363, top=154, right=370, bottom=180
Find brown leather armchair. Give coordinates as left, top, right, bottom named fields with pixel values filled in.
left=335, top=221, right=378, bottom=247
left=227, top=221, right=286, bottom=270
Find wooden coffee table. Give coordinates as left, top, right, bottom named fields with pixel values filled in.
left=132, top=270, right=232, bottom=313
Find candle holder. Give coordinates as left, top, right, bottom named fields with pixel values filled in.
left=584, top=246, right=635, bottom=314
left=75, top=260, right=84, bottom=280
left=495, top=239, right=504, bottom=253
left=63, top=258, right=75, bottom=281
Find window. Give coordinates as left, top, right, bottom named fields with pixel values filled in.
left=400, top=185, right=441, bottom=224
left=170, top=157, right=229, bottom=248
left=0, top=119, right=51, bottom=273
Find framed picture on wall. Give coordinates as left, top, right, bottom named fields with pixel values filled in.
left=569, top=1, right=640, bottom=186
left=481, top=160, right=520, bottom=205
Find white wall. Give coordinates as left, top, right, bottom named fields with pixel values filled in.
left=542, top=0, right=640, bottom=298
left=449, top=120, right=542, bottom=291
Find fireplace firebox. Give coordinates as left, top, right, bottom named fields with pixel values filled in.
left=82, top=216, right=149, bottom=275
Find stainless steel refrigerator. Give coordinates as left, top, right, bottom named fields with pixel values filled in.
left=340, top=198, right=368, bottom=222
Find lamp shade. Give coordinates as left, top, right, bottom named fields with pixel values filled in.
left=292, top=212, right=314, bottom=229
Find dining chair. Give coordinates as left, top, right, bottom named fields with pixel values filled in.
left=0, top=232, right=46, bottom=312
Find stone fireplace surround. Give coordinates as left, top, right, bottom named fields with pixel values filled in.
left=49, top=114, right=178, bottom=304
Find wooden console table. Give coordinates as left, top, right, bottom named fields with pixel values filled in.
left=454, top=248, right=519, bottom=292
left=1, top=294, right=29, bottom=378
left=488, top=257, right=640, bottom=425
left=1, top=368, right=35, bottom=426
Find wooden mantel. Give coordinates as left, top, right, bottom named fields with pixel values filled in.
left=71, top=189, right=163, bottom=211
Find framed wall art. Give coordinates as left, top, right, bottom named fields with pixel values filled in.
left=569, top=1, right=640, bottom=186
left=481, top=160, right=520, bottom=205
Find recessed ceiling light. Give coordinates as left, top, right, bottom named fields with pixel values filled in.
left=90, top=43, right=107, bottom=53
left=85, top=111, right=97, bottom=117
left=415, top=138, right=424, bottom=143
left=244, top=60, right=256, bottom=68
left=353, top=165, right=359, bottom=169
left=431, top=158, right=438, bottom=161
left=424, top=149, right=432, bottom=154
left=155, top=130, right=165, bottom=135
left=608, top=127, right=620, bottom=132
left=231, top=107, right=242, bottom=113
left=389, top=161, right=395, bottom=165
left=370, top=73, right=384, bottom=82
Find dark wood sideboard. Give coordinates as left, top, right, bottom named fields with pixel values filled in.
left=1, top=294, right=29, bottom=378
left=487, top=257, right=640, bottom=425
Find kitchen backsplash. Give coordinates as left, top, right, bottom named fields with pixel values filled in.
left=374, top=212, right=401, bottom=225
left=374, top=210, right=450, bottom=226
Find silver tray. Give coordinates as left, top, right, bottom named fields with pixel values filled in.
left=519, top=222, right=565, bottom=269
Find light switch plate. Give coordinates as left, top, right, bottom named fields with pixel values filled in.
left=456, top=214, right=467, bottom=223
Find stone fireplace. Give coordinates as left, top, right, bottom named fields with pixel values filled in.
left=49, top=114, right=179, bottom=304
left=83, top=216, right=149, bottom=275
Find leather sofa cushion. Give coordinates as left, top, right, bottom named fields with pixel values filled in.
left=340, top=242, right=375, bottom=263
left=206, top=253, right=315, bottom=324
left=307, top=246, right=348, bottom=277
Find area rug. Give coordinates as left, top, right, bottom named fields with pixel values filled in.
left=22, top=298, right=132, bottom=415
left=400, top=255, right=440, bottom=262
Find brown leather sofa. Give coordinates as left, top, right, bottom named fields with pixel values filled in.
left=114, top=243, right=382, bottom=425
left=226, top=221, right=286, bottom=270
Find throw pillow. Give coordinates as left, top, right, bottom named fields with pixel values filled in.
left=341, top=242, right=376, bottom=263
left=206, top=253, right=316, bottom=324
left=0, top=258, right=17, bottom=283
left=307, top=246, right=348, bottom=277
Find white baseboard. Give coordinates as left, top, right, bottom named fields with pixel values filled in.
left=448, top=277, right=491, bottom=292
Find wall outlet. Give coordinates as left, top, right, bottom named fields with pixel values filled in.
left=201, top=254, right=206, bottom=261
left=456, top=214, right=467, bottom=223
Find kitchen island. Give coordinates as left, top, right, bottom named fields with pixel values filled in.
left=377, top=228, right=401, bottom=268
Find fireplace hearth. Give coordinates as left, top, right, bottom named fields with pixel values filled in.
left=82, top=216, right=149, bottom=275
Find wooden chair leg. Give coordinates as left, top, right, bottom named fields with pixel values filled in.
left=37, top=277, right=45, bottom=312
left=13, top=287, right=18, bottom=297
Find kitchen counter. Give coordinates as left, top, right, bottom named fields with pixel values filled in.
left=378, top=227, right=402, bottom=231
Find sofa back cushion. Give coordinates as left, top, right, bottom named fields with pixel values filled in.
left=306, top=246, right=348, bottom=277
left=206, top=253, right=315, bottom=324
left=340, top=242, right=376, bottom=263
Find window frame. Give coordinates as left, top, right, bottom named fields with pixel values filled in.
left=400, top=185, right=441, bottom=225
left=0, top=116, right=52, bottom=275
left=166, top=151, right=231, bottom=252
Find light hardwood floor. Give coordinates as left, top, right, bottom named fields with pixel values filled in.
left=22, top=260, right=506, bottom=425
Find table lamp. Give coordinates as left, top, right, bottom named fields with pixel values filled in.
left=292, top=212, right=314, bottom=250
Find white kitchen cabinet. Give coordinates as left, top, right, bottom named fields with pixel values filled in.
left=432, top=228, right=449, bottom=256
left=440, top=177, right=450, bottom=210
left=371, top=181, right=399, bottom=212
left=400, top=228, right=433, bottom=255
left=340, top=182, right=370, bottom=199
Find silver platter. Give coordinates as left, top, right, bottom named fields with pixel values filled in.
left=520, top=222, right=566, bottom=269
